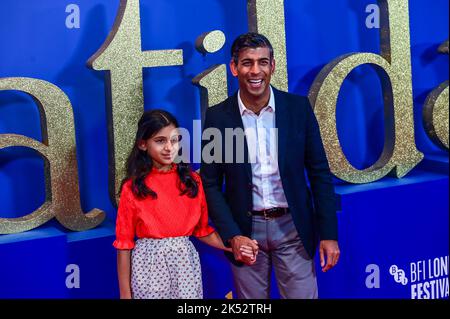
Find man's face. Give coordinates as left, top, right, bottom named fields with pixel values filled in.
left=230, top=47, right=275, bottom=103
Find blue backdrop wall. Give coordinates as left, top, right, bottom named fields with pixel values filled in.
left=0, top=0, right=448, bottom=299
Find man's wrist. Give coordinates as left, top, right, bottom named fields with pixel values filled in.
left=227, top=235, right=242, bottom=246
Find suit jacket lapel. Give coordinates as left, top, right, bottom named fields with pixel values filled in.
left=273, top=87, right=289, bottom=177
left=225, top=93, right=252, bottom=181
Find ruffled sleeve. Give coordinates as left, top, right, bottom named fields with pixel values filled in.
left=113, top=181, right=137, bottom=249
left=192, top=173, right=215, bottom=238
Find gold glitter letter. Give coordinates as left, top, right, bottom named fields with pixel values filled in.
left=193, top=64, right=228, bottom=124
left=87, top=0, right=183, bottom=205
left=423, top=41, right=449, bottom=150
left=193, top=31, right=228, bottom=125
left=0, top=78, right=105, bottom=234
left=309, top=0, right=423, bottom=183
left=248, top=0, right=288, bottom=91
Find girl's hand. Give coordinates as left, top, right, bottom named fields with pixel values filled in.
left=240, top=244, right=257, bottom=260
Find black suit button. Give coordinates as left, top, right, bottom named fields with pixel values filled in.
left=247, top=211, right=252, bottom=217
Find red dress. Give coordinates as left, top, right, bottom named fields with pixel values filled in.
left=113, top=164, right=215, bottom=250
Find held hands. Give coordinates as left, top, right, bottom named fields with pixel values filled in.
left=230, top=235, right=259, bottom=265
left=240, top=243, right=258, bottom=264
left=319, top=240, right=340, bottom=272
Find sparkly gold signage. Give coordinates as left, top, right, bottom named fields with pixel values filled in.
left=193, top=0, right=289, bottom=124
left=248, top=0, right=288, bottom=92
left=0, top=78, right=105, bottom=234
left=1, top=0, right=444, bottom=234
left=193, top=31, right=228, bottom=124
left=309, top=0, right=424, bottom=183
left=438, top=40, right=449, bottom=54
left=87, top=0, right=183, bottom=206
left=423, top=41, right=449, bottom=151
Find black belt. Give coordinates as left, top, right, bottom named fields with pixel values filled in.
left=252, top=207, right=289, bottom=219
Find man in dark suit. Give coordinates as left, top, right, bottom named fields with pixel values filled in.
left=200, top=32, right=340, bottom=299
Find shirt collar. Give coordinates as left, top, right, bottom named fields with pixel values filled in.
left=238, top=86, right=275, bottom=116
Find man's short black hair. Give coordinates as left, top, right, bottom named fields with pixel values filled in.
left=231, top=32, right=274, bottom=65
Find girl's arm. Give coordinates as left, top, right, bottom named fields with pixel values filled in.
left=194, top=176, right=257, bottom=261
left=197, top=231, right=231, bottom=251
left=117, top=249, right=132, bottom=299
left=197, top=231, right=257, bottom=260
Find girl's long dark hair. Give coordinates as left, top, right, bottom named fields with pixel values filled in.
left=120, top=109, right=198, bottom=199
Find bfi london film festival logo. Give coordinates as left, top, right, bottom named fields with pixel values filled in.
left=407, top=256, right=449, bottom=299
left=366, top=256, right=449, bottom=299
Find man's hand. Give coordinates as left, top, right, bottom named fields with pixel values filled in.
left=319, top=240, right=340, bottom=272
left=230, top=235, right=259, bottom=265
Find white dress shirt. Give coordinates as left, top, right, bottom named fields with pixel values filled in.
left=237, top=86, right=289, bottom=211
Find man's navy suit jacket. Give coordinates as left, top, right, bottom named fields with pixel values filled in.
left=200, top=87, right=338, bottom=263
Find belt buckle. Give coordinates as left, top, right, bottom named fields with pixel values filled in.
left=263, top=208, right=276, bottom=220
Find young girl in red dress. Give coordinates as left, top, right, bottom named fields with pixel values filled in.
left=113, top=109, right=256, bottom=299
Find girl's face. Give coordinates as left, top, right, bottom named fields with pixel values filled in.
left=138, top=124, right=180, bottom=169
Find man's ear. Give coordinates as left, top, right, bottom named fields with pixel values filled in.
left=137, top=140, right=147, bottom=152
left=230, top=60, right=238, bottom=77
left=271, top=58, right=276, bottom=75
